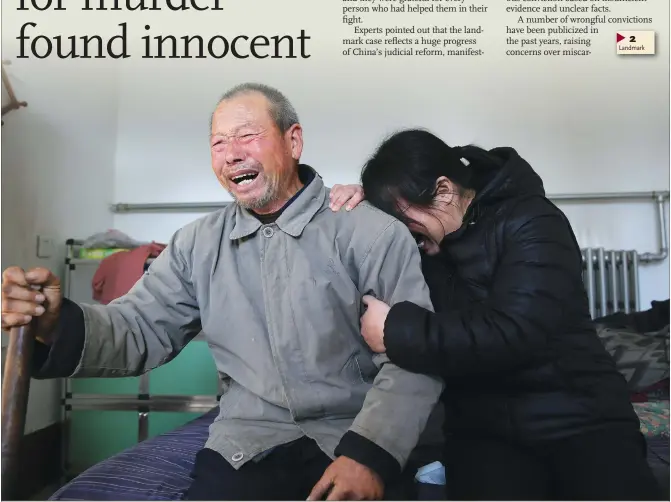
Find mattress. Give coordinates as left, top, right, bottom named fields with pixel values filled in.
left=646, top=436, right=670, bottom=499
left=50, top=403, right=671, bottom=501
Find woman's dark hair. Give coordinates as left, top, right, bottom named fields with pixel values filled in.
left=360, top=128, right=498, bottom=225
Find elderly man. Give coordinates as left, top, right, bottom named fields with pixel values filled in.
left=1, top=83, right=443, bottom=500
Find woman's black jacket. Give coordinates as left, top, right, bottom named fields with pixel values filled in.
left=384, top=147, right=640, bottom=443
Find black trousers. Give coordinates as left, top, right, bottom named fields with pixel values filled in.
left=185, top=437, right=417, bottom=500
left=444, top=426, right=664, bottom=501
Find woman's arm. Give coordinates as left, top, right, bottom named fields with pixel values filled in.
left=383, top=197, right=588, bottom=378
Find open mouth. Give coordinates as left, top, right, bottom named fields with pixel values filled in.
left=411, top=232, right=426, bottom=249
left=230, top=171, right=260, bottom=186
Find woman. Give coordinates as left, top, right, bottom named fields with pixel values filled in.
left=329, top=129, right=662, bottom=501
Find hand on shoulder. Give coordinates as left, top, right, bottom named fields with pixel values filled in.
left=329, top=184, right=365, bottom=212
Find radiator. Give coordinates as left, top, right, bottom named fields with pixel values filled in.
left=581, top=248, right=640, bottom=319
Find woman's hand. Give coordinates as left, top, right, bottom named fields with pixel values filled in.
left=360, top=295, right=390, bottom=353
left=330, top=184, right=365, bottom=212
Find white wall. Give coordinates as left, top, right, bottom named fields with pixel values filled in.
left=0, top=54, right=119, bottom=433
left=111, top=0, right=669, bottom=306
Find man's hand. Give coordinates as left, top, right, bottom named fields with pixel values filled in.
left=1, top=266, right=62, bottom=344
left=307, top=456, right=384, bottom=501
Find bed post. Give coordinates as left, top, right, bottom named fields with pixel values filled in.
left=1, top=324, right=35, bottom=500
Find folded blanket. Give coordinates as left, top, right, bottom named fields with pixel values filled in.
left=633, top=401, right=670, bottom=438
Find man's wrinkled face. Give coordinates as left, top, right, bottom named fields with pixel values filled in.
left=210, top=92, right=300, bottom=210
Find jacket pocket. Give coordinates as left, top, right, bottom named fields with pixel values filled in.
left=215, top=380, right=244, bottom=421
left=341, top=351, right=376, bottom=385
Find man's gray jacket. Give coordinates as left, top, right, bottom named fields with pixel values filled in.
left=35, top=166, right=444, bottom=482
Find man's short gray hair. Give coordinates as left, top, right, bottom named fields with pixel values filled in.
left=211, top=83, right=300, bottom=133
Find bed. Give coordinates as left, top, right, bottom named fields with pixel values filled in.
left=48, top=406, right=444, bottom=500
left=647, top=436, right=669, bottom=499
left=634, top=400, right=670, bottom=499
left=45, top=301, right=671, bottom=500
left=50, top=408, right=218, bottom=501
left=48, top=401, right=670, bottom=501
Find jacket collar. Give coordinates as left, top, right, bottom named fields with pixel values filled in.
left=229, top=165, right=325, bottom=240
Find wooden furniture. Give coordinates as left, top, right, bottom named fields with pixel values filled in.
left=1, top=61, right=27, bottom=124
left=1, top=324, right=36, bottom=500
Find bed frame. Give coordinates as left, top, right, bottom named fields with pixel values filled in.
left=60, top=238, right=221, bottom=479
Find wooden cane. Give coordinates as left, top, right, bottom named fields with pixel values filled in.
left=1, top=323, right=35, bottom=500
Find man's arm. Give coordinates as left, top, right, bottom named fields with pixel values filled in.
left=334, top=219, right=444, bottom=480
left=32, top=226, right=202, bottom=379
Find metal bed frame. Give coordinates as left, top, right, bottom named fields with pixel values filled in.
left=59, top=239, right=220, bottom=480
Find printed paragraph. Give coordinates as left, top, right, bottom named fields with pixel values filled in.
left=342, top=0, right=487, bottom=57
left=505, top=0, right=654, bottom=57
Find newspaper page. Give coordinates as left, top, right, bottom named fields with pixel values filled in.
left=0, top=0, right=669, bottom=500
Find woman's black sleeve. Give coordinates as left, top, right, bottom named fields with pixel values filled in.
left=383, top=198, right=586, bottom=378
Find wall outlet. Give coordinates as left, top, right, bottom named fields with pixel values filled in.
left=36, top=235, right=55, bottom=259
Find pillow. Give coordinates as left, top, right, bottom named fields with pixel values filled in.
left=595, top=324, right=669, bottom=392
